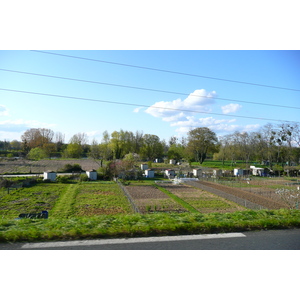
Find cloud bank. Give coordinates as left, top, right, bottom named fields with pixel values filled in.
left=145, top=89, right=217, bottom=122
left=134, top=89, right=260, bottom=136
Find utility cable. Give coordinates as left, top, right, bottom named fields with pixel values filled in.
left=0, top=68, right=299, bottom=110
left=0, top=87, right=299, bottom=124
left=31, top=50, right=300, bottom=92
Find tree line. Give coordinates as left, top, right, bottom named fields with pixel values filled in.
left=1, top=122, right=300, bottom=167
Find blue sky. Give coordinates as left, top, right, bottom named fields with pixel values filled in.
left=0, top=50, right=299, bottom=143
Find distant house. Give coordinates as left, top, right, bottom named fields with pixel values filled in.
left=43, top=171, right=56, bottom=182
left=86, top=169, right=97, bottom=180
left=169, top=159, right=176, bottom=165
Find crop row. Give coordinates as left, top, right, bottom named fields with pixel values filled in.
left=123, top=182, right=243, bottom=214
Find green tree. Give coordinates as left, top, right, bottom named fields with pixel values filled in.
left=167, top=143, right=185, bottom=161
left=140, top=134, right=163, bottom=161
left=27, top=147, right=47, bottom=160
left=63, top=143, right=83, bottom=158
left=63, top=133, right=88, bottom=158
left=186, top=127, right=218, bottom=164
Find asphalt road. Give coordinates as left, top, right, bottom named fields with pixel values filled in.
left=1, top=228, right=300, bottom=250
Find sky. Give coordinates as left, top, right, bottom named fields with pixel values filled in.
left=0, top=50, right=299, bottom=143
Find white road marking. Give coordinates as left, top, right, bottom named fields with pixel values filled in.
left=21, top=232, right=246, bottom=249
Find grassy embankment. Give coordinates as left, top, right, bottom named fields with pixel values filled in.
left=1, top=209, right=300, bottom=243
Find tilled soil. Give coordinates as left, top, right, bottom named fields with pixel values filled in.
left=187, top=180, right=288, bottom=209
left=158, top=183, right=244, bottom=213
left=124, top=185, right=187, bottom=213
left=0, top=159, right=100, bottom=174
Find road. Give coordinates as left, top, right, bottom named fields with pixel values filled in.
left=1, top=229, right=300, bottom=250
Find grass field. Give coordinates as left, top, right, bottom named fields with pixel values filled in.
left=0, top=183, right=67, bottom=219
left=0, top=181, right=133, bottom=220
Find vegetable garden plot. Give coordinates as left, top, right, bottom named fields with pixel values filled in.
left=157, top=183, right=244, bottom=213
left=72, top=182, right=133, bottom=216
left=0, top=184, right=67, bottom=219
left=193, top=180, right=288, bottom=209
left=124, top=185, right=188, bottom=213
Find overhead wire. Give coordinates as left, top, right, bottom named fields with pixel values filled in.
left=0, top=68, right=299, bottom=110
left=31, top=50, right=300, bottom=93
left=0, top=87, right=299, bottom=124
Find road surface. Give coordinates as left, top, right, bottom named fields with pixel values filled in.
left=1, top=229, right=300, bottom=250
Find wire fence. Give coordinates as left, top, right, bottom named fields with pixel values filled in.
left=186, top=180, right=266, bottom=210
left=116, top=180, right=141, bottom=214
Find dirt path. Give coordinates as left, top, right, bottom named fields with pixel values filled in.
left=187, top=180, right=288, bottom=210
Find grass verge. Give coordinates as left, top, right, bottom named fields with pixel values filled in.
left=1, top=209, right=300, bottom=243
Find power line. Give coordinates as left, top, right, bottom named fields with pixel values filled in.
left=1, top=87, right=299, bottom=124
left=31, top=50, right=300, bottom=93
left=1, top=68, right=299, bottom=110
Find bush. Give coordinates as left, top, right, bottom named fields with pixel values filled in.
left=79, top=174, right=89, bottom=182
left=56, top=175, right=71, bottom=183
left=59, top=164, right=82, bottom=173
left=0, top=179, right=13, bottom=188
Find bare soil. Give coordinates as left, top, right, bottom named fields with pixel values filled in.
left=124, top=185, right=188, bottom=213
left=0, top=159, right=100, bottom=174
left=188, top=180, right=288, bottom=209
left=157, top=183, right=244, bottom=213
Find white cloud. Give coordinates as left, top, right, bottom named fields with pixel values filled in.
left=0, top=119, right=56, bottom=141
left=0, top=105, right=9, bottom=116
left=138, top=89, right=260, bottom=137
left=172, top=116, right=260, bottom=137
left=144, top=89, right=217, bottom=122
left=133, top=107, right=142, bottom=113
left=221, top=103, right=242, bottom=114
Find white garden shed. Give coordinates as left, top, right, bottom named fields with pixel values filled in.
left=165, top=169, right=175, bottom=178
left=144, top=169, right=155, bottom=178
left=86, top=169, right=97, bottom=180
left=43, top=171, right=56, bottom=182
left=193, top=168, right=202, bottom=177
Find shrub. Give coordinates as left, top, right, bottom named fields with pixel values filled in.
left=56, top=175, right=71, bottom=183
left=59, top=164, right=82, bottom=173
left=0, top=179, right=13, bottom=188
left=79, top=174, right=89, bottom=182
